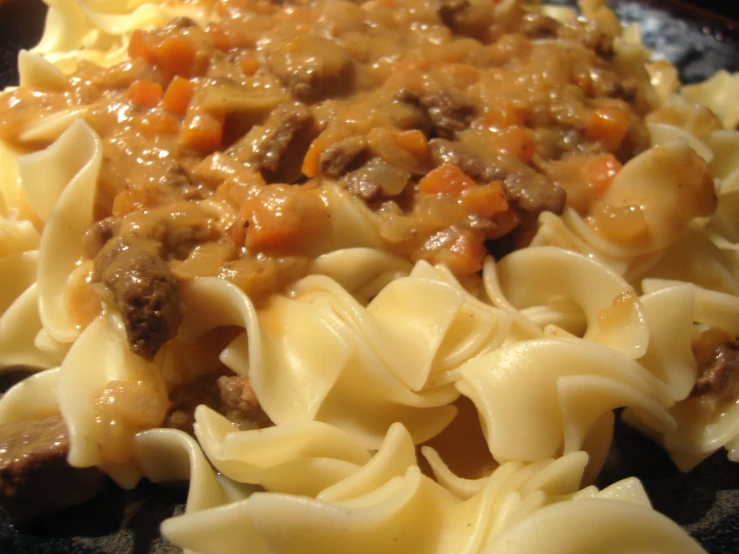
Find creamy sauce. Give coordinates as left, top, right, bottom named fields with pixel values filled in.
left=0, top=0, right=662, bottom=299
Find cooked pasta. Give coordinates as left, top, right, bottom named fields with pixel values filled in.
left=0, top=0, right=736, bottom=551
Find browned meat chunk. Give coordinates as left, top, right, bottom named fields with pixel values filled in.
left=692, top=341, right=739, bottom=402
left=81, top=216, right=121, bottom=260
left=437, top=0, right=494, bottom=41
left=231, top=102, right=317, bottom=183
left=388, top=92, right=434, bottom=135
left=339, top=157, right=413, bottom=200
left=166, top=373, right=272, bottom=433
left=420, top=88, right=477, bottom=139
left=95, top=243, right=183, bottom=360
left=429, top=138, right=503, bottom=182
left=502, top=168, right=566, bottom=215
left=339, top=166, right=382, bottom=201
left=267, top=35, right=354, bottom=103
left=318, top=136, right=367, bottom=179
left=217, top=375, right=272, bottom=430
left=429, top=138, right=566, bottom=215
left=0, top=416, right=104, bottom=524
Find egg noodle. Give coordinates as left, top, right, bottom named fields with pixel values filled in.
left=0, top=0, right=738, bottom=552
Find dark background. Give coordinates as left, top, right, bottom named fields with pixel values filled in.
left=690, top=0, right=739, bottom=21
left=0, top=1, right=737, bottom=553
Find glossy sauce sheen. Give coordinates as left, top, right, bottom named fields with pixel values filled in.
left=0, top=0, right=663, bottom=296
left=2, top=2, right=737, bottom=551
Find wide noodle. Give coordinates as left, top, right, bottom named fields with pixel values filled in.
left=0, top=0, right=737, bottom=552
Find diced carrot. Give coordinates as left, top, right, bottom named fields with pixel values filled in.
left=245, top=200, right=302, bottom=251
left=112, top=187, right=165, bottom=217
left=585, top=104, right=631, bottom=151
left=208, top=25, right=233, bottom=51
left=460, top=182, right=509, bottom=218
left=393, top=129, right=430, bottom=161
left=162, top=76, right=194, bottom=116
left=301, top=132, right=338, bottom=178
left=240, top=55, right=260, bottom=76
left=154, top=35, right=196, bottom=78
left=125, top=80, right=163, bottom=108
left=302, top=141, right=323, bottom=179
left=180, top=109, right=224, bottom=153
left=138, top=111, right=180, bottom=136
left=128, top=30, right=155, bottom=63
left=420, top=226, right=486, bottom=277
left=483, top=102, right=525, bottom=130
left=497, top=126, right=536, bottom=163
left=419, top=163, right=476, bottom=196
left=582, top=153, right=622, bottom=195
left=243, top=187, right=328, bottom=253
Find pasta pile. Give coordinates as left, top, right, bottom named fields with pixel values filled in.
left=0, top=0, right=738, bottom=552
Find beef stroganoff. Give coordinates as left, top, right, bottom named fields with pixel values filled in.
left=0, top=0, right=736, bottom=551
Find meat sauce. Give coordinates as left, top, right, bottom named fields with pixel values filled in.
left=0, top=1, right=656, bottom=344
left=0, top=0, right=724, bottom=522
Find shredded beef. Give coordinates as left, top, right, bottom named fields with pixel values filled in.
left=0, top=416, right=104, bottom=524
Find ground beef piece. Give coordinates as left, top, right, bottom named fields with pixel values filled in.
left=166, top=373, right=272, bottom=433
left=231, top=102, right=316, bottom=183
left=420, top=88, right=477, bottom=139
left=95, top=242, right=182, bottom=360
left=267, top=35, right=354, bottom=103
left=436, top=0, right=494, bottom=41
left=318, top=136, right=368, bottom=178
left=692, top=341, right=739, bottom=402
left=0, top=416, right=104, bottom=524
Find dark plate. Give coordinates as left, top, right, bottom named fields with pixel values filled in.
left=0, top=1, right=738, bottom=553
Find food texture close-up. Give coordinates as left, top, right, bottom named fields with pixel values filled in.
left=0, top=0, right=737, bottom=552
